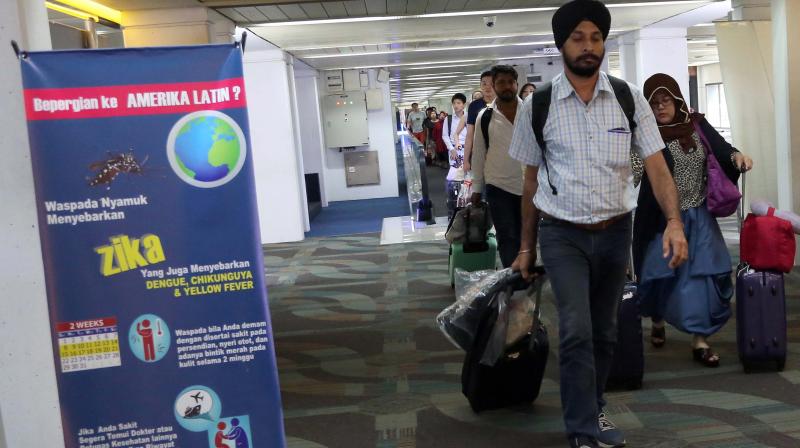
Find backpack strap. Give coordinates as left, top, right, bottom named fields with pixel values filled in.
left=446, top=114, right=452, bottom=137
left=607, top=76, right=637, bottom=133
left=530, top=82, right=557, bottom=195
left=480, top=107, right=493, bottom=151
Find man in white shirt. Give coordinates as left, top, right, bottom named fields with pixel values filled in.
left=470, top=65, right=524, bottom=268
left=442, top=93, right=468, bottom=217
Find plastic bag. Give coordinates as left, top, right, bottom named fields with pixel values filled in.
left=436, top=268, right=515, bottom=351
left=479, top=273, right=547, bottom=366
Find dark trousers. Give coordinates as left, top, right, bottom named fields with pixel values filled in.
left=446, top=180, right=462, bottom=220
left=538, top=214, right=631, bottom=440
left=485, top=184, right=521, bottom=268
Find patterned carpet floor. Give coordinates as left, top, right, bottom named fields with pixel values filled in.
left=263, top=234, right=800, bottom=448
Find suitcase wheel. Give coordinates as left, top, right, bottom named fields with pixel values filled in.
left=625, top=379, right=643, bottom=390
left=777, top=358, right=786, bottom=371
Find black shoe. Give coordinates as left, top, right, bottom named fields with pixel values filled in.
left=569, top=435, right=599, bottom=448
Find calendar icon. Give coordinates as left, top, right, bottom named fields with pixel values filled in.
left=57, top=317, right=122, bottom=373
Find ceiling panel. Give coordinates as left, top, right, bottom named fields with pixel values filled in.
left=406, top=0, right=427, bottom=15
left=425, top=0, right=448, bottom=13
left=387, top=0, right=407, bottom=15
left=466, top=0, right=505, bottom=9
left=444, top=0, right=469, bottom=11
left=277, top=4, right=309, bottom=20
left=343, top=0, right=368, bottom=16
left=321, top=1, right=348, bottom=17
left=299, top=3, right=330, bottom=19
left=364, top=0, right=387, bottom=15
left=256, top=5, right=288, bottom=20
left=217, top=7, right=248, bottom=22
left=235, top=6, right=268, bottom=21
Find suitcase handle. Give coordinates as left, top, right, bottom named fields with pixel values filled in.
left=738, top=170, right=747, bottom=233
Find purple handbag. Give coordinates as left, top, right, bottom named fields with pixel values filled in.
left=694, top=121, right=741, bottom=217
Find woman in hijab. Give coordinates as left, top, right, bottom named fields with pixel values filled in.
left=634, top=73, right=754, bottom=367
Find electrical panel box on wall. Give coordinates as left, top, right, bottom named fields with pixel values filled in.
left=323, top=92, right=370, bottom=148
left=325, top=70, right=344, bottom=92
left=366, top=89, right=384, bottom=111
left=344, top=151, right=381, bottom=187
left=342, top=69, right=360, bottom=91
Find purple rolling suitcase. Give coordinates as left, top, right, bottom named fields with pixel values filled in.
left=735, top=266, right=787, bottom=372
left=735, top=172, right=788, bottom=372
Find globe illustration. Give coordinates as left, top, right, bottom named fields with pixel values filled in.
left=167, top=111, right=246, bottom=187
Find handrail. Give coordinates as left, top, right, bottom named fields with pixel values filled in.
left=402, top=133, right=434, bottom=223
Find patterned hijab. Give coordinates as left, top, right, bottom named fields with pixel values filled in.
left=643, top=73, right=703, bottom=153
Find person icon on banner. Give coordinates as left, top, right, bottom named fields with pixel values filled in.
left=136, top=319, right=156, bottom=361
left=214, top=422, right=231, bottom=447
left=225, top=418, right=250, bottom=448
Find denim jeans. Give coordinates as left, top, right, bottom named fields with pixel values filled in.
left=538, top=214, right=632, bottom=440
left=485, top=184, right=521, bottom=268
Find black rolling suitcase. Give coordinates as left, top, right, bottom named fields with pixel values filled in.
left=606, top=280, right=644, bottom=390
left=461, top=269, right=549, bottom=413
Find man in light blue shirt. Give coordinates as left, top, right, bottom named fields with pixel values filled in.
left=509, top=1, right=688, bottom=447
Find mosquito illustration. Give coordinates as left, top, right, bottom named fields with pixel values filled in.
left=87, top=149, right=149, bottom=188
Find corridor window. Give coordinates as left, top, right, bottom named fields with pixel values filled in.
left=705, top=83, right=730, bottom=129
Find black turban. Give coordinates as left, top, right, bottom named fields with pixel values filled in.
left=552, top=0, right=611, bottom=49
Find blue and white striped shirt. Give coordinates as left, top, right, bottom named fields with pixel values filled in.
left=509, top=72, right=664, bottom=224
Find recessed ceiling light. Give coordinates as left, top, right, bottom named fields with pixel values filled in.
left=302, top=41, right=555, bottom=59
left=325, top=53, right=555, bottom=70
left=251, top=2, right=702, bottom=27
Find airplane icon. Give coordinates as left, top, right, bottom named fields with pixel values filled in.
left=191, top=392, right=204, bottom=403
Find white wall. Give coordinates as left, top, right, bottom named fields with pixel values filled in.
left=716, top=20, right=778, bottom=206
left=321, top=69, right=399, bottom=202
left=634, top=28, right=690, bottom=99
left=1, top=0, right=64, bottom=447
left=244, top=49, right=308, bottom=243
left=697, top=63, right=722, bottom=115
left=295, top=72, right=328, bottom=206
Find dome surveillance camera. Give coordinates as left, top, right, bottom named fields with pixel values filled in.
left=483, top=16, right=496, bottom=28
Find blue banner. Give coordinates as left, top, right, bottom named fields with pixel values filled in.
left=20, top=44, right=285, bottom=448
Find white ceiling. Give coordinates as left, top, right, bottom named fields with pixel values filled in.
left=91, top=0, right=730, bottom=104
left=229, top=1, right=728, bottom=103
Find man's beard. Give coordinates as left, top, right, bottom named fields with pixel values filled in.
left=564, top=50, right=604, bottom=78
left=497, top=90, right=517, bottom=102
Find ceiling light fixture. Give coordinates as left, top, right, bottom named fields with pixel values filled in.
left=45, top=1, right=98, bottom=21
left=252, top=2, right=702, bottom=27
left=51, top=0, right=122, bottom=23
left=302, top=40, right=556, bottom=59
left=324, top=53, right=556, bottom=71
left=689, top=60, right=720, bottom=66
left=285, top=32, right=556, bottom=52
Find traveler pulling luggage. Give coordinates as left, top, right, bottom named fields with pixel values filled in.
left=461, top=269, right=549, bottom=413
left=736, top=172, right=789, bottom=372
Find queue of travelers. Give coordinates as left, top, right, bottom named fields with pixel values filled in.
left=411, top=1, right=760, bottom=447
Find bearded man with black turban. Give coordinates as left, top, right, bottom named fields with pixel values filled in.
left=508, top=1, right=688, bottom=447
